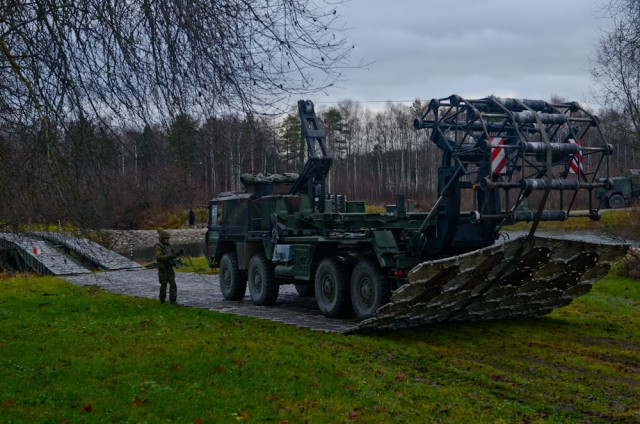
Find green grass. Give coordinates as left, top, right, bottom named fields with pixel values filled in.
left=0, top=273, right=639, bottom=423
left=177, top=256, right=214, bottom=274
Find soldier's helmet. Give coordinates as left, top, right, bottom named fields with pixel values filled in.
left=158, top=230, right=171, bottom=240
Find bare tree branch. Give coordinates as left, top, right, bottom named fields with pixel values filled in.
left=1, top=0, right=355, bottom=128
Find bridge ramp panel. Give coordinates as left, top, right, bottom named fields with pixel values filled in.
left=33, top=232, right=142, bottom=271
left=0, top=233, right=91, bottom=275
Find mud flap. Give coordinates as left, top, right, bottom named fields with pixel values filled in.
left=348, top=236, right=629, bottom=333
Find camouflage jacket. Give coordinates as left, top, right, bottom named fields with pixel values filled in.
left=154, top=242, right=177, bottom=271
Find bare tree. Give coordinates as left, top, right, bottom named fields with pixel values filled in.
left=591, top=0, right=640, bottom=143
left=1, top=0, right=355, bottom=127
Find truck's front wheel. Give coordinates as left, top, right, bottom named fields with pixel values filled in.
left=314, top=257, right=351, bottom=318
left=219, top=253, right=246, bottom=301
left=350, top=259, right=391, bottom=320
left=248, top=254, right=278, bottom=306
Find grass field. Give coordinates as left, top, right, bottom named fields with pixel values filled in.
left=0, top=271, right=638, bottom=423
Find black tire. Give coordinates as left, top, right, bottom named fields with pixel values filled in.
left=219, top=253, right=246, bottom=301
left=314, top=257, right=351, bottom=318
left=295, top=283, right=315, bottom=297
left=608, top=194, right=625, bottom=209
left=248, top=254, right=278, bottom=306
left=350, top=259, right=391, bottom=320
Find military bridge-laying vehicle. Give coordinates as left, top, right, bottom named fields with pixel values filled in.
left=205, top=95, right=629, bottom=331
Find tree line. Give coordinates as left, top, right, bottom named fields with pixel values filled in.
left=0, top=101, right=436, bottom=229
left=1, top=95, right=639, bottom=230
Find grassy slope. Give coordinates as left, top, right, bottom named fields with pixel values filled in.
left=0, top=274, right=638, bottom=423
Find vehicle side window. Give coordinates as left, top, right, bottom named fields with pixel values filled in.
left=224, top=200, right=248, bottom=228
left=209, top=204, right=222, bottom=226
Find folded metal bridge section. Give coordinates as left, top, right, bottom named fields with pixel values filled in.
left=0, top=232, right=141, bottom=275
left=350, top=236, right=629, bottom=332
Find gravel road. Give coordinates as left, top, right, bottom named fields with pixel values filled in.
left=64, top=268, right=357, bottom=333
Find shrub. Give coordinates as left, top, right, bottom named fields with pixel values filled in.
left=614, top=248, right=640, bottom=279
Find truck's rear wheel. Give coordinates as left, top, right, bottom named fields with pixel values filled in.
left=350, top=259, right=391, bottom=320
left=608, top=194, right=625, bottom=209
left=314, top=257, right=351, bottom=318
left=248, top=254, right=279, bottom=306
left=219, top=253, right=246, bottom=301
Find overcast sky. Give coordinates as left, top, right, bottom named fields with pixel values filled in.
left=320, top=0, right=612, bottom=110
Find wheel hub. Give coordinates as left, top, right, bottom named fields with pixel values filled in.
left=254, top=271, right=262, bottom=291
left=322, top=276, right=335, bottom=301
left=359, top=277, right=373, bottom=307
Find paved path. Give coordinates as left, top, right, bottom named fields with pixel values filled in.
left=63, top=269, right=357, bottom=333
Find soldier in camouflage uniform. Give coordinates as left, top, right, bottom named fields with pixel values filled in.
left=154, top=230, right=183, bottom=304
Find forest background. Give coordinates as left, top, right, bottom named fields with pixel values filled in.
left=1, top=0, right=638, bottom=230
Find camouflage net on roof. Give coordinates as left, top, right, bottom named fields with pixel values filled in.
left=240, top=173, right=299, bottom=186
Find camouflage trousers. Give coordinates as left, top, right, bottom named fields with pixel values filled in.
left=158, top=268, right=177, bottom=303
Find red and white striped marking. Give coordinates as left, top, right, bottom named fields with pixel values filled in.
left=567, top=138, right=583, bottom=174
left=490, top=137, right=506, bottom=175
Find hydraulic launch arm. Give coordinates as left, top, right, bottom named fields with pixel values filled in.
left=289, top=100, right=333, bottom=212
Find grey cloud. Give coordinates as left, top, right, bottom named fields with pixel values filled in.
left=326, top=0, right=608, bottom=106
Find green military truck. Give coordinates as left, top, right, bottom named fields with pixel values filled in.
left=596, top=169, right=640, bottom=208
left=205, top=96, right=625, bottom=328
